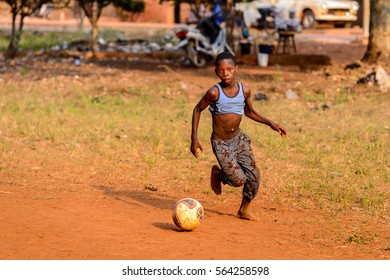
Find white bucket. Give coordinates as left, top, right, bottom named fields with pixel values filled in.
left=257, top=53, right=269, bottom=67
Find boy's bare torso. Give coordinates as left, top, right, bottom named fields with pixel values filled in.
left=210, top=82, right=244, bottom=141
left=212, top=113, right=242, bottom=140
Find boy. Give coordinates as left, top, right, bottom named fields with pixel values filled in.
left=190, top=51, right=287, bottom=221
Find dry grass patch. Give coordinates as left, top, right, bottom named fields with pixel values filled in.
left=0, top=58, right=389, bottom=225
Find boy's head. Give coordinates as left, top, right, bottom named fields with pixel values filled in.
left=215, top=51, right=236, bottom=67
left=215, top=52, right=238, bottom=83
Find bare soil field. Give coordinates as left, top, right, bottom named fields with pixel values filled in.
left=0, top=34, right=389, bottom=260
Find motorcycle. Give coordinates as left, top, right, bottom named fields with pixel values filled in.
left=174, top=17, right=234, bottom=67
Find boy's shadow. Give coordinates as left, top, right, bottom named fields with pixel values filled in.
left=92, top=185, right=235, bottom=230
left=93, top=184, right=176, bottom=210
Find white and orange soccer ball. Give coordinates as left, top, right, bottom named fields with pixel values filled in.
left=172, top=198, right=204, bottom=231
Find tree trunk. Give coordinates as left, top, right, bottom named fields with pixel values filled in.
left=78, top=5, right=85, bottom=31
left=6, top=12, right=24, bottom=59
left=91, top=1, right=99, bottom=57
left=362, top=0, right=390, bottom=63
left=82, top=2, right=100, bottom=58
left=174, top=0, right=181, bottom=23
left=225, top=2, right=235, bottom=49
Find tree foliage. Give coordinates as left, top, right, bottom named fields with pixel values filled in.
left=76, top=0, right=110, bottom=22
left=75, top=0, right=144, bottom=57
left=0, top=0, right=144, bottom=58
left=114, top=0, right=144, bottom=13
left=1, top=0, right=70, bottom=58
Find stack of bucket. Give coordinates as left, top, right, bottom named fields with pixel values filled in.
left=257, top=44, right=273, bottom=67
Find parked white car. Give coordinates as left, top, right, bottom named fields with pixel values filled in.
left=236, top=0, right=360, bottom=29
left=276, top=0, right=360, bottom=28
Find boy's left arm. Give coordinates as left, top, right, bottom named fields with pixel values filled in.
left=243, top=85, right=287, bottom=138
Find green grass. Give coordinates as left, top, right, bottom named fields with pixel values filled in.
left=0, top=28, right=172, bottom=52
left=1, top=74, right=388, bottom=219
left=0, top=78, right=191, bottom=165
left=346, top=233, right=378, bottom=245
left=0, top=27, right=389, bottom=222
left=0, top=30, right=86, bottom=51
left=241, top=87, right=389, bottom=217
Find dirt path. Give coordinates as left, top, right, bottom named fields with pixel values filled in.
left=1, top=165, right=387, bottom=260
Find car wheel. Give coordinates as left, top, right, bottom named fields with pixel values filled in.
left=302, top=10, right=316, bottom=29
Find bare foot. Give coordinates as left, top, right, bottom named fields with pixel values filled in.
left=210, top=165, right=222, bottom=195
left=237, top=210, right=258, bottom=221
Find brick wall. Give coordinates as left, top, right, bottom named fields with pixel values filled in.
left=0, top=1, right=191, bottom=24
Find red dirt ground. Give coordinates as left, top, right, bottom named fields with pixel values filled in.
left=0, top=31, right=389, bottom=260
left=1, top=154, right=388, bottom=260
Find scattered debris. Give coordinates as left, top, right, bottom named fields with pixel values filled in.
left=144, top=184, right=158, bottom=192
left=310, top=104, right=331, bottom=111
left=376, top=65, right=390, bottom=89
left=254, top=93, right=269, bottom=101
left=67, top=39, right=91, bottom=52
left=329, top=171, right=343, bottom=177
left=65, top=36, right=179, bottom=55
left=73, top=55, right=81, bottom=66
left=353, top=65, right=390, bottom=90
left=91, top=97, right=104, bottom=104
left=357, top=68, right=377, bottom=85
left=344, top=61, right=361, bottom=70
left=285, top=89, right=299, bottom=100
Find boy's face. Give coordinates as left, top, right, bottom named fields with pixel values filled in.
left=215, top=59, right=237, bottom=85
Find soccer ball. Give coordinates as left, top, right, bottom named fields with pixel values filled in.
left=172, top=198, right=204, bottom=231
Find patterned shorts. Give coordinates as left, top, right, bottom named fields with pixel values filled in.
left=211, top=129, right=261, bottom=201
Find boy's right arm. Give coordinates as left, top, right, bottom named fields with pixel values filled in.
left=191, top=103, right=203, bottom=158
left=190, top=87, right=217, bottom=158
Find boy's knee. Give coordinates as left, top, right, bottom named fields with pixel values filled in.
left=230, top=176, right=246, bottom=187
left=221, top=169, right=246, bottom=187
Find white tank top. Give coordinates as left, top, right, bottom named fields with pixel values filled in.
left=209, top=82, right=245, bottom=115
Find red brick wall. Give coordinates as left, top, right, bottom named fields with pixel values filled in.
left=0, top=1, right=191, bottom=24
left=123, top=0, right=191, bottom=23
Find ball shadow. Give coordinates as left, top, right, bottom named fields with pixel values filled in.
left=152, top=222, right=182, bottom=232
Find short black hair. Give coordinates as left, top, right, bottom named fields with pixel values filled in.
left=215, top=51, right=236, bottom=66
